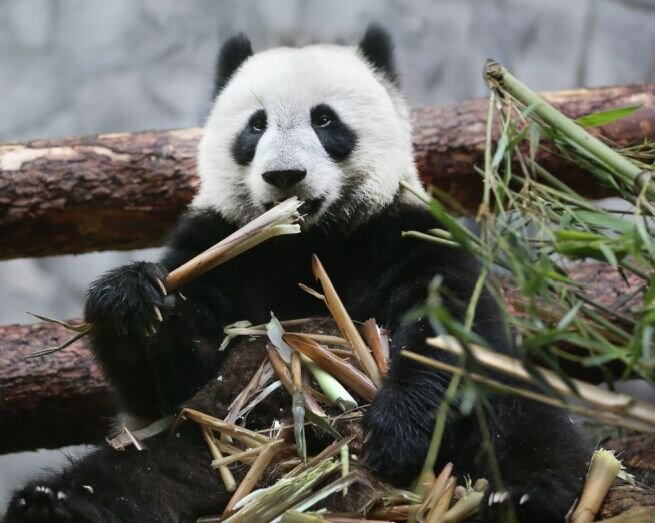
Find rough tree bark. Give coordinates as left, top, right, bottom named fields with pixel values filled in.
left=0, top=321, right=114, bottom=453
left=1, top=82, right=654, bottom=260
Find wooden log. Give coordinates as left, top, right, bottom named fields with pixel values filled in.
left=1, top=82, right=654, bottom=260
left=0, top=321, right=115, bottom=454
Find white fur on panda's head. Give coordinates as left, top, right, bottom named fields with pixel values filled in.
left=193, top=25, right=423, bottom=229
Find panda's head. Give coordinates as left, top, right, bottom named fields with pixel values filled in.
left=193, top=25, right=422, bottom=229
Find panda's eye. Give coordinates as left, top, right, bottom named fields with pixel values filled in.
left=250, top=118, right=266, bottom=132
left=311, top=105, right=337, bottom=129
left=315, top=114, right=332, bottom=128
left=248, top=110, right=267, bottom=133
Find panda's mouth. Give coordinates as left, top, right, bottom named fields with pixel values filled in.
left=264, top=197, right=325, bottom=217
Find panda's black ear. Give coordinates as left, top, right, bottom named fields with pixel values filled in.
left=213, top=33, right=253, bottom=98
left=358, top=24, right=398, bottom=85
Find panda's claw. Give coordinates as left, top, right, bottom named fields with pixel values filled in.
left=155, top=277, right=168, bottom=297
left=5, top=484, right=106, bottom=523
left=153, top=305, right=163, bottom=322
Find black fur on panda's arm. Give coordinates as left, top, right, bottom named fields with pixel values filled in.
left=359, top=206, right=588, bottom=522
left=84, top=209, right=241, bottom=419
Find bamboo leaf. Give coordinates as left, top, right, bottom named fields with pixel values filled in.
left=574, top=210, right=634, bottom=234
left=576, top=104, right=642, bottom=128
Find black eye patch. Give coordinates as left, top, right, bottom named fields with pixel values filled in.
left=231, top=109, right=267, bottom=166
left=310, top=104, right=357, bottom=162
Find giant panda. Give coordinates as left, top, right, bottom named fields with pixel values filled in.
left=4, top=26, right=587, bottom=523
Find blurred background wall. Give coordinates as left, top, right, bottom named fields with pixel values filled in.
left=1, top=0, right=654, bottom=511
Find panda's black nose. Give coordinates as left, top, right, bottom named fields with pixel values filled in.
left=262, top=169, right=307, bottom=190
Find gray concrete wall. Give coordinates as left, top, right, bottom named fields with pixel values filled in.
left=1, top=0, right=655, bottom=512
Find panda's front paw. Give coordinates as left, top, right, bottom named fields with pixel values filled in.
left=84, top=261, right=169, bottom=338
left=3, top=485, right=104, bottom=523
left=362, top=383, right=433, bottom=485
left=480, top=479, right=578, bottom=523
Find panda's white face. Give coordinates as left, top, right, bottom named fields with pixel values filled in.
left=193, top=35, right=422, bottom=229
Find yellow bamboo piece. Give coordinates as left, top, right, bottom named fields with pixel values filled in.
left=571, top=449, right=622, bottom=523
left=223, top=443, right=280, bottom=514
left=311, top=255, right=383, bottom=387
left=202, top=426, right=237, bottom=492
left=426, top=335, right=655, bottom=430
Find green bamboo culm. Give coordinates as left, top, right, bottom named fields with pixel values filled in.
left=483, top=59, right=655, bottom=198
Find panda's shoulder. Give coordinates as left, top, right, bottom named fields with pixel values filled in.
left=365, top=201, right=441, bottom=238
left=163, top=207, right=237, bottom=266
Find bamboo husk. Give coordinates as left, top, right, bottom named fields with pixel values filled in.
left=284, top=334, right=377, bottom=402
left=311, top=255, right=382, bottom=387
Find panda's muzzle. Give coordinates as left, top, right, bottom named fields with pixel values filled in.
left=262, top=169, right=307, bottom=190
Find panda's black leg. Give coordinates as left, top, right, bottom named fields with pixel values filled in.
left=362, top=348, right=452, bottom=485
left=363, top=327, right=588, bottom=522
left=472, top=396, right=588, bottom=523
left=3, top=426, right=232, bottom=523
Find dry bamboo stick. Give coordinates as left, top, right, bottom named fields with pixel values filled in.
left=165, top=198, right=302, bottom=291
left=571, top=449, right=622, bottom=523
left=177, top=408, right=271, bottom=446
left=266, top=344, right=325, bottom=416
left=202, top=426, right=237, bottom=492
left=401, top=350, right=655, bottom=433
left=212, top=441, right=283, bottom=469
left=223, top=442, right=280, bottom=514
left=426, top=336, right=655, bottom=429
left=284, top=333, right=377, bottom=402
left=361, top=319, right=389, bottom=376
left=311, top=255, right=382, bottom=387
left=428, top=477, right=457, bottom=523
left=225, top=358, right=269, bottom=425
left=418, top=462, right=454, bottom=520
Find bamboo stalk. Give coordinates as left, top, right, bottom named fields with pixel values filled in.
left=224, top=442, right=281, bottom=514
left=361, top=319, right=389, bottom=376
left=483, top=60, right=655, bottom=197
left=368, top=505, right=416, bottom=520
left=224, top=359, right=269, bottom=425
left=571, top=449, right=622, bottom=523
left=166, top=198, right=302, bottom=291
left=286, top=436, right=356, bottom=478
left=418, top=463, right=454, bottom=520
left=427, top=476, right=456, bottom=523
left=223, top=327, right=348, bottom=347
left=202, top=426, right=237, bottom=492
left=211, top=446, right=267, bottom=469
left=311, top=255, right=382, bottom=387
left=437, top=491, right=483, bottom=523
left=426, top=336, right=655, bottom=429
left=401, top=349, right=655, bottom=433
left=266, top=344, right=326, bottom=416
left=284, top=334, right=377, bottom=402
left=266, top=345, right=297, bottom=395
left=176, top=408, right=271, bottom=446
